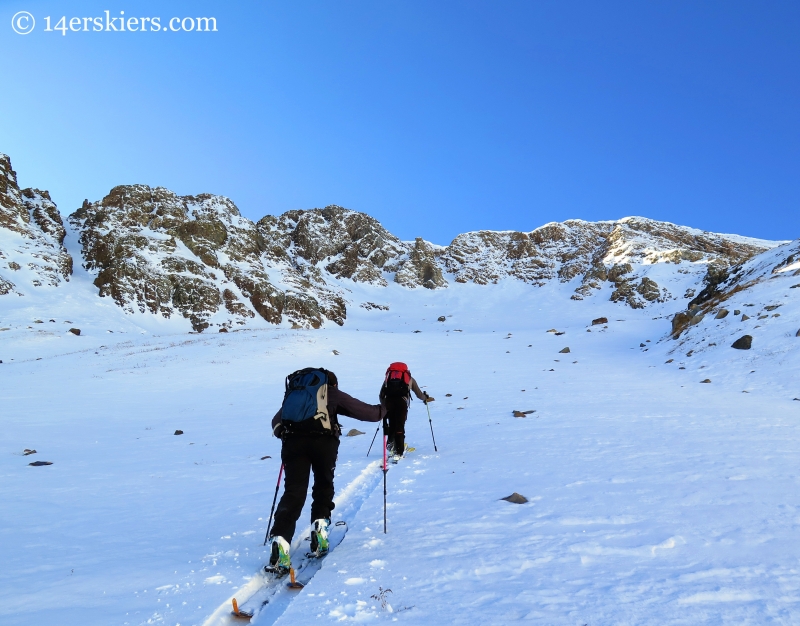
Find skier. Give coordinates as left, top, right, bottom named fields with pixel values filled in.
left=379, top=362, right=434, bottom=461
left=267, top=368, right=384, bottom=573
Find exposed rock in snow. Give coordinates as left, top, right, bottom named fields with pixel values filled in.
left=0, top=154, right=72, bottom=295
left=441, top=217, right=772, bottom=308
left=69, top=187, right=347, bottom=331
left=256, top=206, right=444, bottom=289
left=501, top=492, right=528, bottom=504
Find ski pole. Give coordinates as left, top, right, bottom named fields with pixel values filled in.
left=263, top=463, right=284, bottom=545
left=366, top=426, right=380, bottom=456
left=426, top=401, right=438, bottom=452
left=382, top=431, right=388, bottom=534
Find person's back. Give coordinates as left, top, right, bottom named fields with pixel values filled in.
left=267, top=368, right=384, bottom=573
left=379, top=362, right=434, bottom=459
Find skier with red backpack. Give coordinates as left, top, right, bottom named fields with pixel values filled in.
left=266, top=368, right=385, bottom=574
left=379, top=362, right=435, bottom=461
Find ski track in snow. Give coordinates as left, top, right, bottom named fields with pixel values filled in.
left=201, top=460, right=384, bottom=626
left=1, top=280, right=800, bottom=625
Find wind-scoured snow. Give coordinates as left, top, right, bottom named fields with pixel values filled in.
left=2, top=276, right=800, bottom=625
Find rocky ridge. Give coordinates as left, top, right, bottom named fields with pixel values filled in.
left=441, top=217, right=771, bottom=309
left=0, top=154, right=72, bottom=297
left=0, top=152, right=783, bottom=332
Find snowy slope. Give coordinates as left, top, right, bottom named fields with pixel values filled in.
left=2, top=278, right=800, bottom=625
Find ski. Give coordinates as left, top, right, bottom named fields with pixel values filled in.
left=390, top=444, right=415, bottom=464
left=230, top=520, right=349, bottom=621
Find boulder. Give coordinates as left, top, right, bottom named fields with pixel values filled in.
left=731, top=335, right=752, bottom=350
left=689, top=313, right=705, bottom=326
left=559, top=347, right=570, bottom=353
left=671, top=311, right=693, bottom=337
left=345, top=429, right=365, bottom=437
left=174, top=429, right=184, bottom=435
left=715, top=309, right=729, bottom=319
left=437, top=316, right=446, bottom=322
left=68, top=328, right=81, bottom=336
left=501, top=492, right=528, bottom=504
left=742, top=314, right=750, bottom=321
left=591, top=317, right=608, bottom=325
left=700, top=379, right=711, bottom=383
left=28, top=461, right=53, bottom=466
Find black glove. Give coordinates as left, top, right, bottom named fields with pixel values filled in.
left=273, top=423, right=286, bottom=439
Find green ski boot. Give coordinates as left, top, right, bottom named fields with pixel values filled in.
left=310, top=518, right=330, bottom=556
left=266, top=535, right=291, bottom=575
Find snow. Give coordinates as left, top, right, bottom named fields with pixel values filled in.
left=2, top=270, right=800, bottom=625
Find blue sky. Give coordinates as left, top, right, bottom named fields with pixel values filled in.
left=1, top=1, right=798, bottom=244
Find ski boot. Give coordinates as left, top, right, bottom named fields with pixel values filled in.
left=310, top=518, right=330, bottom=556
left=266, top=535, right=291, bottom=575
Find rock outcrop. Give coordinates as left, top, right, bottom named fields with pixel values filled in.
left=257, top=206, right=446, bottom=289
left=0, top=154, right=72, bottom=295
left=439, top=217, right=771, bottom=308
left=69, top=186, right=350, bottom=331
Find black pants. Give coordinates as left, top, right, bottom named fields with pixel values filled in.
left=384, top=397, right=409, bottom=454
left=270, top=434, right=339, bottom=542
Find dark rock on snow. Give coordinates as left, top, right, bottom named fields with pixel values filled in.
left=29, top=461, right=53, bottom=466
left=345, top=429, right=365, bottom=437
left=501, top=492, right=528, bottom=504
left=174, top=430, right=184, bottom=435
left=559, top=347, right=570, bottom=353
left=591, top=317, right=608, bottom=325
left=68, top=328, right=81, bottom=335
left=731, top=335, right=753, bottom=350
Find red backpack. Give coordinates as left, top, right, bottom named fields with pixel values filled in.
left=381, top=362, right=411, bottom=400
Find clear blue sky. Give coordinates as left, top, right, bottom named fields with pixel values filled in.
left=1, top=1, right=798, bottom=244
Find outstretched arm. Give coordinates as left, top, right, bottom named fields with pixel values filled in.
left=331, top=387, right=385, bottom=422
left=410, top=377, right=434, bottom=402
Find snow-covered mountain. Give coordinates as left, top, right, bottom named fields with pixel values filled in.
left=0, top=152, right=784, bottom=336
left=4, top=150, right=800, bottom=626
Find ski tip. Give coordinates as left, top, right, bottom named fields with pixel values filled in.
left=231, top=598, right=253, bottom=619
left=287, top=568, right=304, bottom=590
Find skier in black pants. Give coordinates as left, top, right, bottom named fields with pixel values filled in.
left=268, top=369, right=384, bottom=572
left=380, top=362, right=434, bottom=461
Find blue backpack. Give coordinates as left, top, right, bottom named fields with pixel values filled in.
left=281, top=368, right=332, bottom=432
